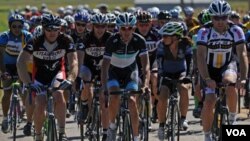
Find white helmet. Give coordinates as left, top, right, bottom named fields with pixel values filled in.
left=33, top=25, right=43, bottom=37
left=208, top=0, right=231, bottom=16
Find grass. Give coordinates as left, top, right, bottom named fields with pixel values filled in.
left=0, top=0, right=248, bottom=32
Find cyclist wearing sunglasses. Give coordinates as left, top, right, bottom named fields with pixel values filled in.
left=197, top=1, right=248, bottom=141
left=0, top=13, right=33, bottom=133
left=101, top=12, right=150, bottom=141
left=135, top=10, right=160, bottom=124
left=157, top=22, right=193, bottom=140
left=17, top=13, right=78, bottom=141
left=77, top=13, right=112, bottom=141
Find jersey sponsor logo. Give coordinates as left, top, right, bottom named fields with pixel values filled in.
left=212, top=33, right=218, bottom=38
left=201, top=30, right=208, bottom=40
left=146, top=41, right=157, bottom=52
left=33, top=49, right=66, bottom=60
left=44, top=61, right=60, bottom=71
left=85, top=47, right=105, bottom=57
left=233, top=28, right=243, bottom=39
left=76, top=43, right=84, bottom=49
left=5, top=41, right=22, bottom=55
left=207, top=40, right=233, bottom=49
left=93, top=59, right=103, bottom=70
left=69, top=43, right=75, bottom=50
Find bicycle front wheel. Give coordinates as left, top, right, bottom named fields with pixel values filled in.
left=89, top=104, right=100, bottom=141
left=123, top=114, right=132, bottom=141
left=169, top=103, right=180, bottom=141
left=47, top=117, right=58, bottom=141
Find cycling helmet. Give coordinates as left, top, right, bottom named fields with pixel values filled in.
left=136, top=11, right=152, bottom=23
left=158, top=22, right=184, bottom=37
left=41, top=13, right=61, bottom=29
left=106, top=13, right=116, bottom=24
left=157, top=10, right=172, bottom=20
left=208, top=0, right=231, bottom=16
left=184, top=6, right=194, bottom=16
left=60, top=19, right=68, bottom=27
left=116, top=12, right=137, bottom=27
left=202, top=10, right=211, bottom=24
left=33, top=25, right=43, bottom=37
left=147, top=7, right=160, bottom=19
left=74, top=12, right=90, bottom=23
left=230, top=11, right=240, bottom=19
left=197, top=9, right=207, bottom=24
left=91, top=13, right=109, bottom=24
left=64, top=15, right=75, bottom=24
left=174, top=6, right=182, bottom=13
left=30, top=15, right=41, bottom=26
left=8, top=14, right=24, bottom=25
left=243, top=15, right=250, bottom=23
left=170, top=9, right=180, bottom=19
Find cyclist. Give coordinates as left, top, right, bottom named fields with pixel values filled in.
left=101, top=12, right=150, bottom=141
left=106, top=13, right=117, bottom=33
left=0, top=13, right=33, bottom=133
left=157, top=10, right=172, bottom=29
left=196, top=1, right=248, bottom=141
left=77, top=13, right=112, bottom=141
left=17, top=13, right=78, bottom=141
left=183, top=6, right=199, bottom=32
left=135, top=10, right=160, bottom=124
left=157, top=22, right=193, bottom=140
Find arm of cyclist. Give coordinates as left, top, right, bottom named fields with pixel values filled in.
left=140, top=51, right=150, bottom=90
left=0, top=46, right=6, bottom=74
left=184, top=38, right=193, bottom=82
left=101, top=57, right=111, bottom=91
left=236, top=42, right=249, bottom=88
left=17, top=49, right=32, bottom=84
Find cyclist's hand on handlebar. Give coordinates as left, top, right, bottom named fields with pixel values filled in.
left=58, top=79, right=72, bottom=90
left=28, top=83, right=43, bottom=93
left=141, top=86, right=151, bottom=95
left=236, top=79, right=246, bottom=89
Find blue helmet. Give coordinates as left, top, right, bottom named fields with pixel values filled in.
left=8, top=14, right=24, bottom=25
left=116, top=12, right=136, bottom=27
left=91, top=13, right=109, bottom=24
left=74, top=12, right=90, bottom=23
left=170, top=9, right=180, bottom=19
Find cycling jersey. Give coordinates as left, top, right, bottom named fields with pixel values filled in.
left=135, top=28, right=160, bottom=69
left=188, top=25, right=201, bottom=38
left=104, top=32, right=148, bottom=68
left=157, top=37, right=193, bottom=79
left=0, top=30, right=33, bottom=64
left=196, top=22, right=245, bottom=68
left=104, top=33, right=148, bottom=90
left=78, top=31, right=112, bottom=80
left=24, top=33, right=76, bottom=84
left=245, top=30, right=250, bottom=52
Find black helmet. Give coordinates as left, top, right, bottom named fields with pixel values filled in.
left=136, top=10, right=152, bottom=23
left=157, top=10, right=171, bottom=20
left=41, top=13, right=61, bottom=29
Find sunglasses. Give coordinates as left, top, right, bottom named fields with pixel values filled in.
left=108, top=24, right=116, bottom=28
left=94, top=24, right=107, bottom=28
left=212, top=16, right=228, bottom=21
left=45, top=28, right=60, bottom=32
left=75, top=22, right=86, bottom=27
left=11, top=24, right=23, bottom=29
left=120, top=26, right=134, bottom=31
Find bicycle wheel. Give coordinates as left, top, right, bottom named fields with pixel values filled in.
left=123, top=114, right=132, bottom=141
left=88, top=104, right=100, bottom=141
left=211, top=104, right=220, bottom=141
left=169, top=103, right=180, bottom=141
left=12, top=100, right=17, bottom=141
left=47, top=117, right=58, bottom=141
left=141, top=100, right=149, bottom=141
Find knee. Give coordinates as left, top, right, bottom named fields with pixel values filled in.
left=53, top=91, right=66, bottom=104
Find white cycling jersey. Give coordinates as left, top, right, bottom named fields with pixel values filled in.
left=196, top=22, right=245, bottom=68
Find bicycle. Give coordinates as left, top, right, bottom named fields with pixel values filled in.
left=28, top=85, right=63, bottom=141
left=138, top=88, right=150, bottom=141
left=159, top=77, right=191, bottom=141
left=110, top=89, right=141, bottom=141
left=1, top=75, right=23, bottom=141
left=211, top=83, right=230, bottom=141
left=84, top=79, right=102, bottom=141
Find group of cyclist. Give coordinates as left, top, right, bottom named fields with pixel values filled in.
left=0, top=0, right=250, bottom=141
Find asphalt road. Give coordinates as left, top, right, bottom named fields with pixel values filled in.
left=0, top=92, right=249, bottom=141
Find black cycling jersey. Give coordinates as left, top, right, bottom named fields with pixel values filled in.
left=24, top=33, right=76, bottom=84
left=78, top=31, right=112, bottom=78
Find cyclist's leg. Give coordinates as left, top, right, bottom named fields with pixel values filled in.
left=126, top=80, right=140, bottom=138
left=23, top=89, right=35, bottom=136
left=1, top=78, right=12, bottom=133
left=51, top=72, right=67, bottom=134
left=79, top=65, right=92, bottom=120
left=222, top=62, right=238, bottom=124
left=178, top=82, right=191, bottom=130
left=157, top=79, right=170, bottom=140
left=33, top=81, right=46, bottom=136
left=150, top=66, right=158, bottom=123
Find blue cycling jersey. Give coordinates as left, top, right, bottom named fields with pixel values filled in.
left=0, top=30, right=33, bottom=64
